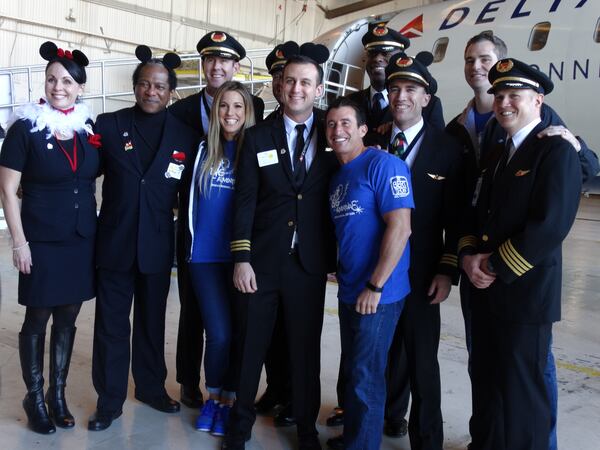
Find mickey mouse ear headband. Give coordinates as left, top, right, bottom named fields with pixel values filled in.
left=39, top=41, right=89, bottom=67
left=281, top=41, right=330, bottom=65
left=135, top=45, right=182, bottom=69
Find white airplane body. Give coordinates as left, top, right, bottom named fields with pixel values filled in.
left=315, top=0, right=600, bottom=148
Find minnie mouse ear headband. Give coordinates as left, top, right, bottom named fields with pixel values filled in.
left=281, top=41, right=330, bottom=65
left=39, top=41, right=89, bottom=67
left=135, top=45, right=182, bottom=69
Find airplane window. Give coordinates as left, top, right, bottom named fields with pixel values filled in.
left=432, top=37, right=449, bottom=63
left=595, top=18, right=600, bottom=42
left=528, top=22, right=551, bottom=51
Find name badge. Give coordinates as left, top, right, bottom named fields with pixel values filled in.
left=257, top=149, right=278, bottom=167
left=165, top=162, right=184, bottom=180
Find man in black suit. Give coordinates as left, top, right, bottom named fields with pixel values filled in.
left=169, top=31, right=265, bottom=408
left=224, top=44, right=337, bottom=450
left=447, top=32, right=599, bottom=450
left=345, top=23, right=445, bottom=144
left=460, top=58, right=581, bottom=450
left=253, top=42, right=296, bottom=424
left=383, top=53, right=462, bottom=450
left=89, top=52, right=198, bottom=431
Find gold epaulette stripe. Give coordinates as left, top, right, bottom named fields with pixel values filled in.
left=458, top=235, right=477, bottom=253
left=498, top=239, right=532, bottom=276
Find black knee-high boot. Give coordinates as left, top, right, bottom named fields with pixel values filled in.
left=19, top=332, right=56, bottom=434
left=46, top=326, right=76, bottom=428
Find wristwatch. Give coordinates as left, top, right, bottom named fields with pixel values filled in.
left=366, top=281, right=383, bottom=293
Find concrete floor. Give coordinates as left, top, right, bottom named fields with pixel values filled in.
left=0, top=197, right=599, bottom=450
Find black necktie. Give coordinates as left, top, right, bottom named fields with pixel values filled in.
left=372, top=92, right=384, bottom=118
left=294, top=124, right=307, bottom=185
left=495, top=138, right=513, bottom=180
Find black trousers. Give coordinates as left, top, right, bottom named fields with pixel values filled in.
left=263, top=307, right=292, bottom=401
left=471, top=299, right=552, bottom=450
left=227, top=254, right=326, bottom=444
left=92, top=266, right=171, bottom=413
left=175, top=256, right=204, bottom=388
left=388, top=288, right=444, bottom=450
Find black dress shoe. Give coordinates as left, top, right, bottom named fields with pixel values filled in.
left=273, top=402, right=295, bottom=427
left=88, top=409, right=123, bottom=431
left=326, top=407, right=344, bottom=427
left=254, top=389, right=284, bottom=414
left=383, top=418, right=408, bottom=438
left=135, top=393, right=180, bottom=413
left=180, top=385, right=203, bottom=408
left=326, top=435, right=344, bottom=450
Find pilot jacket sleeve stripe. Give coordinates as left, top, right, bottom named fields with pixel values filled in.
left=231, top=127, right=260, bottom=263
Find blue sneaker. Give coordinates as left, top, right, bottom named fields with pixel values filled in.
left=195, top=399, right=218, bottom=432
left=211, top=404, right=231, bottom=436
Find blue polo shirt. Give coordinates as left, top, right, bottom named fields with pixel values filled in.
left=329, top=147, right=414, bottom=304
left=191, top=140, right=237, bottom=263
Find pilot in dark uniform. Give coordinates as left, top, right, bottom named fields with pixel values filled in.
left=170, top=31, right=264, bottom=408
left=345, top=23, right=445, bottom=146
left=224, top=43, right=338, bottom=450
left=253, top=42, right=297, bottom=425
left=88, top=47, right=198, bottom=431
left=459, top=59, right=582, bottom=450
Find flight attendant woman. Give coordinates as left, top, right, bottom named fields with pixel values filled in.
left=0, top=41, right=99, bottom=434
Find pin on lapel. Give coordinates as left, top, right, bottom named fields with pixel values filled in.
left=280, top=148, right=286, bottom=155
left=515, top=169, right=530, bottom=177
left=124, top=140, right=133, bottom=151
left=122, top=131, right=129, bottom=137
left=47, top=143, right=53, bottom=149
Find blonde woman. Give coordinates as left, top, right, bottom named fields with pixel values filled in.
left=182, top=81, right=255, bottom=436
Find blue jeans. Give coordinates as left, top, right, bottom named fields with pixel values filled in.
left=188, top=262, right=235, bottom=396
left=339, top=299, right=403, bottom=450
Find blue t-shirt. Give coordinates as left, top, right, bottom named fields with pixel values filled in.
left=191, top=140, right=237, bottom=263
left=474, top=109, right=493, bottom=135
left=329, top=148, right=414, bottom=304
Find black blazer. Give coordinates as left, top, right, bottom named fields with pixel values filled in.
left=169, top=88, right=265, bottom=136
left=377, top=123, right=463, bottom=291
left=346, top=88, right=445, bottom=147
left=0, top=118, right=99, bottom=242
left=95, top=107, right=197, bottom=274
left=231, top=109, right=338, bottom=275
left=461, top=117, right=582, bottom=324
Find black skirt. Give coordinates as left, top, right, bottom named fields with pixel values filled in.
left=18, top=234, right=95, bottom=307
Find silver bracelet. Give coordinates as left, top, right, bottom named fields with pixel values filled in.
left=12, top=241, right=29, bottom=251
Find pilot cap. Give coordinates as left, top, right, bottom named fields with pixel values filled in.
left=385, top=52, right=437, bottom=95
left=487, top=58, right=553, bottom=95
left=266, top=42, right=297, bottom=74
left=196, top=31, right=246, bottom=61
left=362, top=22, right=410, bottom=53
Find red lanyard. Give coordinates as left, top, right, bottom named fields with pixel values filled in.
left=54, top=134, right=78, bottom=172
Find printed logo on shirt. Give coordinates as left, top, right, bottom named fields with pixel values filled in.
left=330, top=183, right=364, bottom=219
left=390, top=176, right=410, bottom=198
left=210, top=158, right=235, bottom=190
